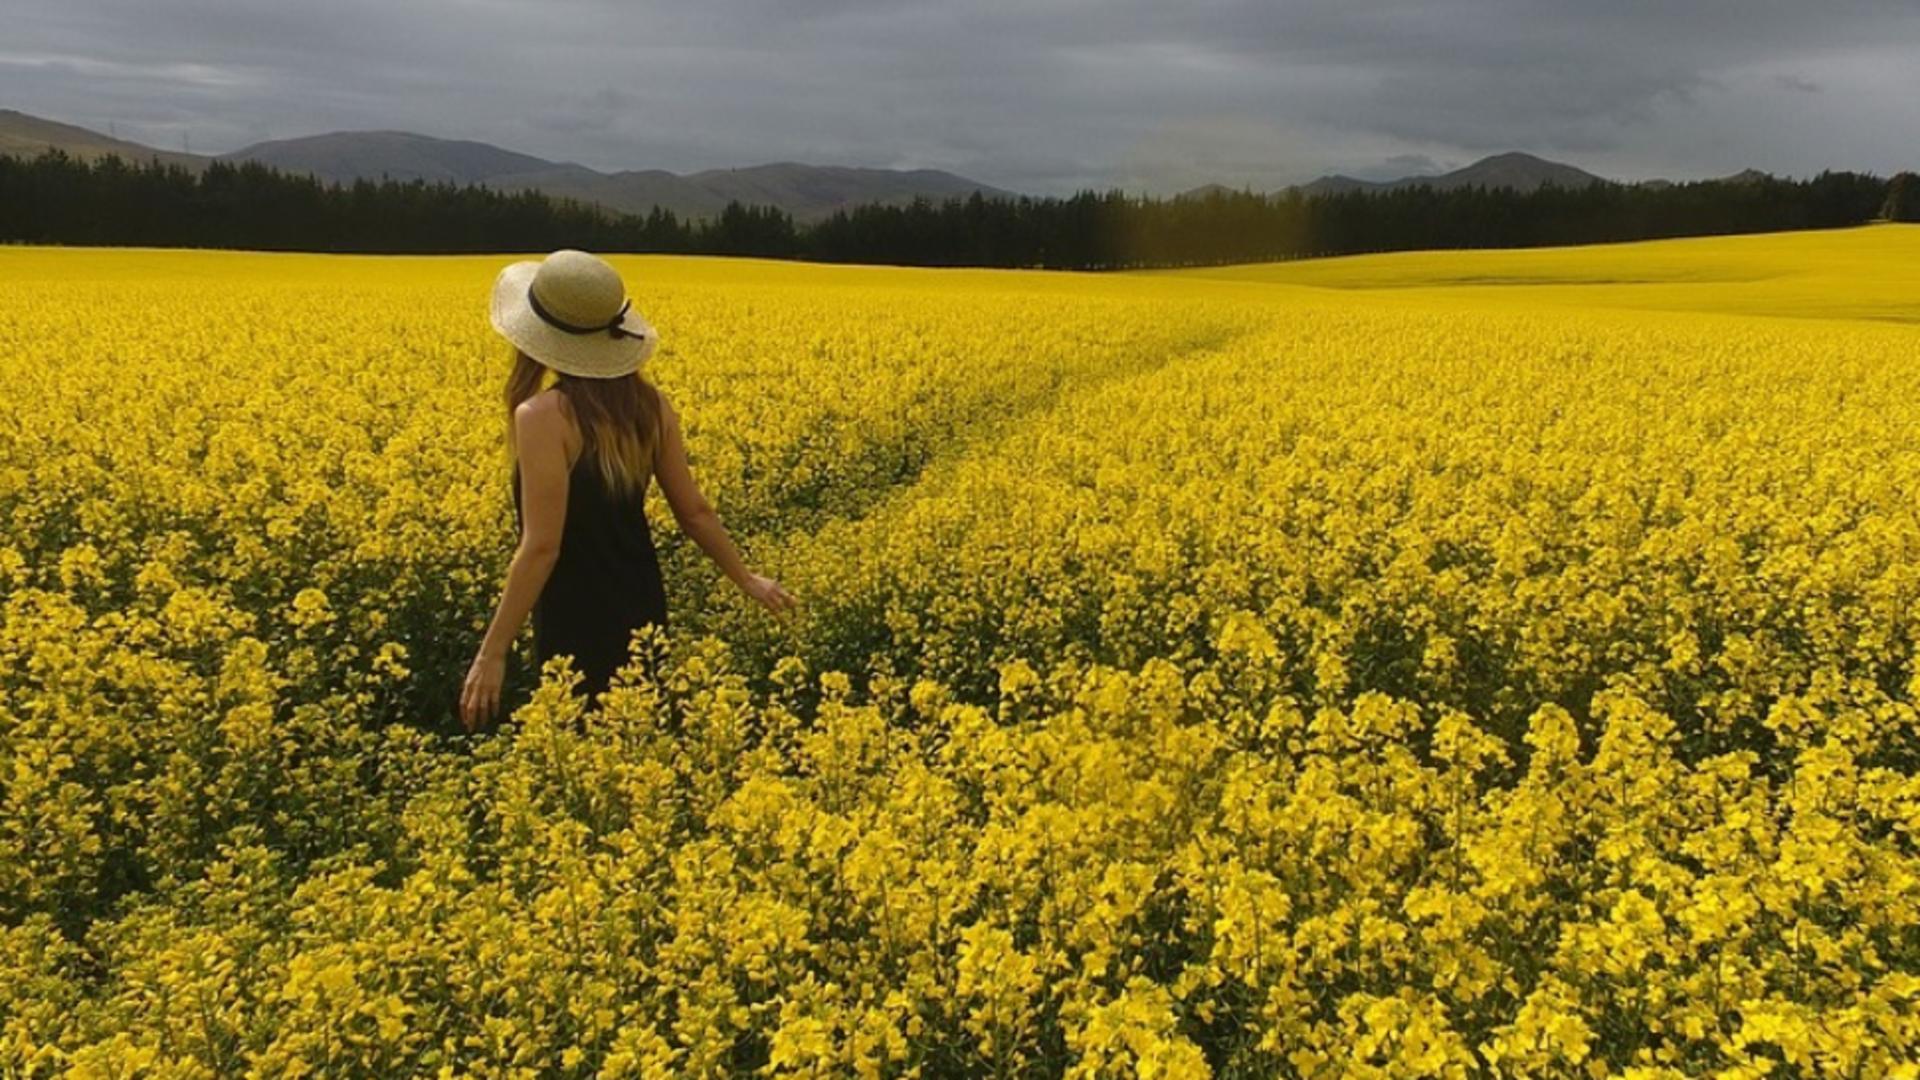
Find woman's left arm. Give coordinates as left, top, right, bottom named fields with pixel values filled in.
left=462, top=398, right=570, bottom=731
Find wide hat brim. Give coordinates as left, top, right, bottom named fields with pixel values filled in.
left=489, top=259, right=658, bottom=378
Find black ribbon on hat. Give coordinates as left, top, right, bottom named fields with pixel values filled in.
left=527, top=285, right=649, bottom=340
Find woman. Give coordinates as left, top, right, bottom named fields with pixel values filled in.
left=460, top=249, right=795, bottom=731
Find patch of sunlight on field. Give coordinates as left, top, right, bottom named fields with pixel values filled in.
left=1140, top=223, right=1920, bottom=326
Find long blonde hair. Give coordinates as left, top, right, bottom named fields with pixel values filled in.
left=505, top=347, right=661, bottom=502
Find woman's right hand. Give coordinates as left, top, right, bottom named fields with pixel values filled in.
left=740, top=572, right=798, bottom=618
left=460, top=649, right=506, bottom=732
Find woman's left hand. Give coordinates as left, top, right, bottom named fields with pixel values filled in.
left=461, top=651, right=506, bottom=731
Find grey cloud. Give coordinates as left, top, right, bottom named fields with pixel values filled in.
left=1, top=0, right=1915, bottom=195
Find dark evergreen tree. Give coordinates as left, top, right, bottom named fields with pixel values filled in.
left=1883, top=172, right=1919, bottom=222
left=0, top=147, right=1897, bottom=269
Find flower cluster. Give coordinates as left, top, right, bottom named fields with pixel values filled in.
left=3, top=231, right=1919, bottom=1076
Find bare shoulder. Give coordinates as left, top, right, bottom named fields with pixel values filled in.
left=517, top=386, right=567, bottom=418
left=514, top=390, right=558, bottom=425
left=515, top=389, right=574, bottom=447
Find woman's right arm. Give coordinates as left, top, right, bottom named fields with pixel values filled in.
left=653, top=390, right=797, bottom=617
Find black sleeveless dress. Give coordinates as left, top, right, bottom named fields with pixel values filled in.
left=512, top=450, right=668, bottom=704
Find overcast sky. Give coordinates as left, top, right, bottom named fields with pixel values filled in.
left=4, top=0, right=1917, bottom=196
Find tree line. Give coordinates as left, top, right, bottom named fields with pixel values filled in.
left=2, top=147, right=1913, bottom=269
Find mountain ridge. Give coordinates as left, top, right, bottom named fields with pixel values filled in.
left=0, top=108, right=207, bottom=172
left=1179, top=152, right=1611, bottom=200
left=1308, top=151, right=1608, bottom=195
left=0, top=109, right=1014, bottom=223
left=1176, top=154, right=1788, bottom=201
left=5, top=109, right=1794, bottom=220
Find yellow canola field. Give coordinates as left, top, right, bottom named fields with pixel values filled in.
left=1145, top=221, right=1920, bottom=325
left=3, top=226, right=1919, bottom=1077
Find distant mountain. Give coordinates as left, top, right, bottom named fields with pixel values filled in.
left=1174, top=182, right=1248, bottom=200
left=1431, top=152, right=1607, bottom=192
left=1169, top=153, right=1611, bottom=202
left=477, top=165, right=730, bottom=220
left=0, top=108, right=206, bottom=171
left=1295, top=152, right=1608, bottom=196
left=219, top=130, right=566, bottom=185
left=0, top=109, right=1016, bottom=223
left=218, top=132, right=1015, bottom=223
left=686, top=162, right=1006, bottom=221
left=1632, top=168, right=1775, bottom=190
left=1295, top=173, right=1387, bottom=197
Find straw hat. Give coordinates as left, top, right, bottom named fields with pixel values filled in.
left=489, top=249, right=657, bottom=378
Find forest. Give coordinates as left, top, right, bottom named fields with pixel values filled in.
left=1, top=146, right=1909, bottom=269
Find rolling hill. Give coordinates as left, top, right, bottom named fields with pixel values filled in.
left=1176, top=152, right=1612, bottom=202
left=1295, top=152, right=1608, bottom=196
left=0, top=108, right=206, bottom=172
left=0, top=109, right=1015, bottom=223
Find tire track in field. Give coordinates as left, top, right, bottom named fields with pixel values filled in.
left=653, top=297, right=1271, bottom=611
left=673, top=304, right=1288, bottom=676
